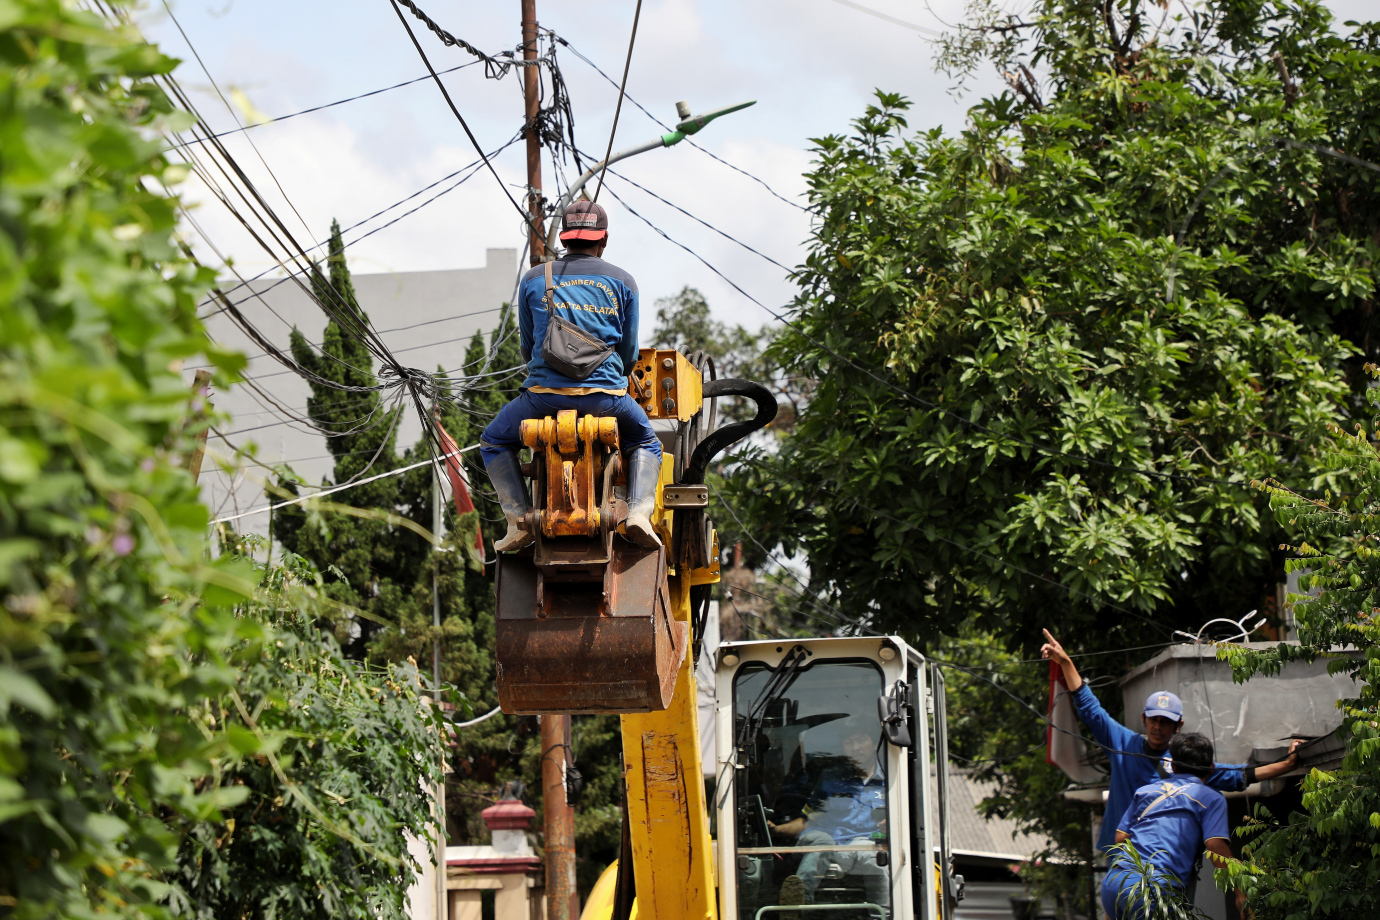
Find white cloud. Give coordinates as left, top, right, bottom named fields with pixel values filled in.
left=150, top=0, right=1364, bottom=340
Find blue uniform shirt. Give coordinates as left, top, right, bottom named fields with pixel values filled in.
left=808, top=770, right=887, bottom=844
left=1071, top=683, right=1245, bottom=853
left=517, top=252, right=640, bottom=391
left=1112, top=774, right=1229, bottom=887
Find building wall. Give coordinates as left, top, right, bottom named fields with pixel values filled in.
left=197, top=248, right=517, bottom=536
left=1118, top=642, right=1357, bottom=765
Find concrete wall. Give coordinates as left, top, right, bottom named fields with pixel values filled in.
left=447, top=873, right=538, bottom=920
left=1118, top=642, right=1358, bottom=765
left=404, top=829, right=440, bottom=920
left=196, top=248, right=517, bottom=536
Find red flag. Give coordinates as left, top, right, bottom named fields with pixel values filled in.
left=435, top=421, right=483, bottom=555
left=1047, top=660, right=1104, bottom=783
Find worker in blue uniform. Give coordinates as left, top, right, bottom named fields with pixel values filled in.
left=1040, top=628, right=1301, bottom=855
left=480, top=200, right=663, bottom=552
left=1102, top=732, right=1237, bottom=919
left=767, top=720, right=890, bottom=909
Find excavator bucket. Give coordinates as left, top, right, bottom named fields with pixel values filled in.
left=495, top=409, right=687, bottom=715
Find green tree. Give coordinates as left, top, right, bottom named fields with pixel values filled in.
left=652, top=286, right=809, bottom=431
left=727, top=0, right=1378, bottom=893
left=171, top=540, right=446, bottom=920
left=1215, top=364, right=1380, bottom=917
left=275, top=225, right=433, bottom=659
left=0, top=4, right=249, bottom=914
left=735, top=0, right=1375, bottom=660
left=0, top=4, right=444, bottom=918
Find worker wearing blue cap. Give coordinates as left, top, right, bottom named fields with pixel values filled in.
left=1041, top=629, right=1302, bottom=855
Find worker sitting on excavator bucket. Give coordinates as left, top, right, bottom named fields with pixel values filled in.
left=480, top=199, right=663, bottom=553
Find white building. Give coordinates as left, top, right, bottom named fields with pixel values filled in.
left=197, top=248, right=518, bottom=535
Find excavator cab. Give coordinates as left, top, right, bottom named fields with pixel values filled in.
left=495, top=349, right=753, bottom=715
left=714, top=638, right=957, bottom=920
left=583, top=636, right=958, bottom=920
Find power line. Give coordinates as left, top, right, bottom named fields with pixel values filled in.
left=192, top=306, right=505, bottom=371
left=199, top=136, right=521, bottom=323
left=549, top=33, right=805, bottom=212
left=160, top=0, right=317, bottom=250
left=168, top=61, right=483, bottom=149
left=392, top=0, right=537, bottom=79
left=592, top=0, right=643, bottom=204
left=388, top=0, right=540, bottom=236
left=821, top=0, right=945, bottom=37
left=601, top=162, right=797, bottom=274
left=208, top=442, right=480, bottom=526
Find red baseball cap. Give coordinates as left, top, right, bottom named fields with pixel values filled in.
left=559, top=200, right=608, bottom=242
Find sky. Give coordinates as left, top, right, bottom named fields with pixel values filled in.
left=138, top=0, right=1374, bottom=338
left=137, top=0, right=1001, bottom=336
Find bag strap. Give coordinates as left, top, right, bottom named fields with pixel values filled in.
left=543, top=260, right=554, bottom=310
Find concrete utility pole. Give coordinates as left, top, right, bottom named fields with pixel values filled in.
left=522, top=0, right=546, bottom=266
left=521, top=5, right=575, bottom=917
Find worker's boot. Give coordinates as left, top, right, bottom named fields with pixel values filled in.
left=484, top=449, right=534, bottom=553
left=623, top=448, right=662, bottom=549
left=779, top=874, right=807, bottom=920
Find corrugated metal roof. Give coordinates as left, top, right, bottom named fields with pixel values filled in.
left=935, top=768, right=1053, bottom=862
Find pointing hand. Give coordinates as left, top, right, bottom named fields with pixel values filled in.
left=1041, top=628, right=1071, bottom=667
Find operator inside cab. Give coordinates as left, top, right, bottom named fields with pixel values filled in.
left=768, top=718, right=890, bottom=910
left=730, top=654, right=896, bottom=920
left=479, top=200, right=663, bottom=552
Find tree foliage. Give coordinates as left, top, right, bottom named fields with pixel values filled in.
left=734, top=0, right=1377, bottom=645
left=651, top=286, right=809, bottom=432
left=0, top=5, right=445, bottom=917
left=724, top=0, right=1380, bottom=900
left=0, top=4, right=247, bottom=914
left=170, top=543, right=443, bottom=920
left=1216, top=365, right=1380, bottom=917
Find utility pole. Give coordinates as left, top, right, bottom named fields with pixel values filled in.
left=522, top=0, right=546, bottom=266
left=522, top=5, right=575, bottom=916
left=432, top=463, right=446, bottom=920
left=541, top=714, right=577, bottom=920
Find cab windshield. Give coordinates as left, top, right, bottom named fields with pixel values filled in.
left=732, top=658, right=890, bottom=920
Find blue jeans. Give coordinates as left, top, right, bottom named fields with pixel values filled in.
left=1102, top=866, right=1185, bottom=920
left=1102, top=868, right=1141, bottom=920
left=479, top=390, right=662, bottom=466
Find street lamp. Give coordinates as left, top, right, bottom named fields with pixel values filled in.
left=542, top=99, right=756, bottom=258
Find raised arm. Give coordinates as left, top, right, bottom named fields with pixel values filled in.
left=1041, top=628, right=1083, bottom=691
left=1042, top=628, right=1137, bottom=752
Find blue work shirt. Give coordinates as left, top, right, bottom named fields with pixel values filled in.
left=1112, top=774, right=1229, bottom=888
left=517, top=252, right=640, bottom=391
left=806, top=766, right=887, bottom=844
left=1071, top=683, right=1244, bottom=853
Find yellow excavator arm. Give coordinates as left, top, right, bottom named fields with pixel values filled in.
left=493, top=350, right=956, bottom=920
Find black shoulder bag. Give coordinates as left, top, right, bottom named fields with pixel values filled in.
left=541, top=261, right=614, bottom=381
